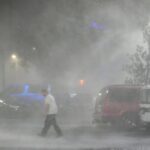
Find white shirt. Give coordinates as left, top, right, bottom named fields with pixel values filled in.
left=45, top=94, right=58, bottom=114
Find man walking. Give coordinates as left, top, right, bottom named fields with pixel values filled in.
left=40, top=89, right=62, bottom=137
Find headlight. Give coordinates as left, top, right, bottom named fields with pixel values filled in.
left=0, top=99, right=7, bottom=105
left=0, top=99, right=5, bottom=103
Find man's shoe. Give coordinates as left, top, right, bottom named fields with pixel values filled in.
left=38, top=133, right=46, bottom=137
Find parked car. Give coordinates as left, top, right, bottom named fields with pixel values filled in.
left=0, top=84, right=44, bottom=118
left=93, top=85, right=141, bottom=129
left=0, top=98, right=20, bottom=118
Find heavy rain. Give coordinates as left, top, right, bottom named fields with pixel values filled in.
left=0, top=0, right=150, bottom=150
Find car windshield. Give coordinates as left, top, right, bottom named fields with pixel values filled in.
left=0, top=86, right=23, bottom=97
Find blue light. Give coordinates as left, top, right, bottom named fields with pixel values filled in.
left=8, top=84, right=45, bottom=102
left=90, top=21, right=106, bottom=30
left=23, top=84, right=30, bottom=94
left=11, top=93, right=44, bottom=101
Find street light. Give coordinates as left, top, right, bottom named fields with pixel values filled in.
left=79, top=79, right=85, bottom=87
left=11, top=54, right=17, bottom=61
left=11, top=54, right=18, bottom=82
left=32, top=47, right=36, bottom=51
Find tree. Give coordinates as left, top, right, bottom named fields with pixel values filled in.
left=124, top=45, right=148, bottom=84
left=124, top=23, right=150, bottom=85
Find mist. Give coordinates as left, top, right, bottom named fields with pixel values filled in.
left=0, top=0, right=149, bottom=92
left=0, top=0, right=150, bottom=149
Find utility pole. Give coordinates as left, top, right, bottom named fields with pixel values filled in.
left=144, top=23, right=150, bottom=85
left=1, top=50, right=5, bottom=89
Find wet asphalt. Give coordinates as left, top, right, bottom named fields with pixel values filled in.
left=0, top=118, right=150, bottom=150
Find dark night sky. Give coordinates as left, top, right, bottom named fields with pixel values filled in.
left=0, top=0, right=150, bottom=91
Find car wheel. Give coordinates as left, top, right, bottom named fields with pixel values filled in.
left=121, top=113, right=139, bottom=130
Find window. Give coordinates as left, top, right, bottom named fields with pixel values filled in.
left=109, top=88, right=140, bottom=102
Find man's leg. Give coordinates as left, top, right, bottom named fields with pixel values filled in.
left=52, top=115, right=63, bottom=136
left=41, top=115, right=51, bottom=136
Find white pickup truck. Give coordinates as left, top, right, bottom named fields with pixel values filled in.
left=140, top=86, right=150, bottom=128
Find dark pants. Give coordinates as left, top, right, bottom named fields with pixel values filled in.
left=41, top=114, right=62, bottom=136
